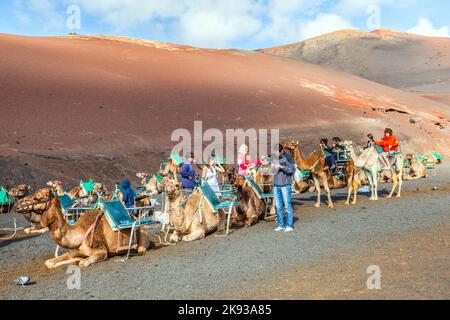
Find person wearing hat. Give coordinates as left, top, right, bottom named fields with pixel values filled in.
left=180, top=152, right=196, bottom=197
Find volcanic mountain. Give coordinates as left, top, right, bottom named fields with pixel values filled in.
left=0, top=33, right=448, bottom=187
left=260, top=30, right=450, bottom=100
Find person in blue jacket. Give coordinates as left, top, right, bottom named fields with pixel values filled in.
left=272, top=144, right=296, bottom=233
left=180, top=152, right=196, bottom=197
left=121, top=179, right=135, bottom=208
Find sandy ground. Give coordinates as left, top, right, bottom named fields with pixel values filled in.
left=1, top=165, right=449, bottom=300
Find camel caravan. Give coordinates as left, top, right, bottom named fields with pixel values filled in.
left=0, top=130, right=443, bottom=269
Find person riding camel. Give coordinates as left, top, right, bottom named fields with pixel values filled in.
left=375, top=128, right=400, bottom=170
left=239, top=154, right=262, bottom=178
left=320, top=139, right=336, bottom=171
left=364, top=134, right=375, bottom=150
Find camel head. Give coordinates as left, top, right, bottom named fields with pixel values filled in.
left=8, top=184, right=31, bottom=200
left=93, top=183, right=107, bottom=195
left=160, top=177, right=181, bottom=199
left=136, top=172, right=148, bottom=184
left=223, top=166, right=237, bottom=185
left=283, top=140, right=299, bottom=151
left=47, top=180, right=62, bottom=188
left=406, top=153, right=414, bottom=162
left=16, top=188, right=55, bottom=224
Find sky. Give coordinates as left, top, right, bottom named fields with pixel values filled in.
left=0, top=0, right=449, bottom=49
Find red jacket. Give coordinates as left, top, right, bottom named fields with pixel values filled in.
left=375, top=135, right=399, bottom=152
left=239, top=160, right=262, bottom=172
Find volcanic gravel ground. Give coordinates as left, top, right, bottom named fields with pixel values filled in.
left=0, top=165, right=449, bottom=300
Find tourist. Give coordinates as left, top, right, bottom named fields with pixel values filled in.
left=320, top=139, right=336, bottom=171
left=180, top=152, right=196, bottom=197
left=237, top=144, right=249, bottom=176
left=202, top=155, right=225, bottom=193
left=239, top=154, right=262, bottom=178
left=375, top=128, right=399, bottom=170
left=272, top=144, right=296, bottom=233
left=120, top=179, right=134, bottom=209
left=364, top=134, right=375, bottom=150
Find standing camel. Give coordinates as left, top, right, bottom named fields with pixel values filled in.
left=283, top=141, right=334, bottom=208
left=347, top=145, right=404, bottom=202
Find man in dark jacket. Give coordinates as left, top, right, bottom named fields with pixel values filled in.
left=121, top=179, right=135, bottom=208
left=272, top=144, right=296, bottom=232
left=179, top=152, right=196, bottom=196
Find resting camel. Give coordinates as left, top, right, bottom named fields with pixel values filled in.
left=136, top=173, right=162, bottom=195
left=16, top=188, right=150, bottom=269
left=347, top=145, right=404, bottom=202
left=161, top=177, right=226, bottom=242
left=47, top=180, right=107, bottom=206
left=160, top=158, right=180, bottom=183
left=283, top=141, right=334, bottom=208
left=405, top=154, right=427, bottom=180
left=223, top=167, right=267, bottom=227
left=0, top=184, right=30, bottom=213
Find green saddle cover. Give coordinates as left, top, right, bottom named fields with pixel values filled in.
left=297, top=169, right=310, bottom=180
left=433, top=152, right=442, bottom=161
left=0, top=187, right=13, bottom=205
left=215, top=155, right=226, bottom=165
left=170, top=153, right=184, bottom=166
left=153, top=174, right=163, bottom=184
left=81, top=179, right=96, bottom=193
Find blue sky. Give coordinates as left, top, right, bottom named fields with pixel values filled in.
left=0, top=0, right=449, bottom=49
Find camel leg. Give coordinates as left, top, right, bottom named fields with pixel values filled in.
left=387, top=171, right=398, bottom=199
left=169, top=230, right=181, bottom=243
left=351, top=181, right=359, bottom=205
left=182, top=229, right=205, bottom=242
left=24, top=227, right=49, bottom=235
left=313, top=175, right=321, bottom=208
left=345, top=175, right=353, bottom=205
left=372, top=169, right=379, bottom=201
left=321, top=173, right=333, bottom=208
left=45, top=251, right=84, bottom=269
left=79, top=249, right=108, bottom=268
left=136, top=228, right=150, bottom=254
left=397, top=170, right=403, bottom=198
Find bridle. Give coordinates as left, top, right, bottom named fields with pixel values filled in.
left=17, top=198, right=53, bottom=214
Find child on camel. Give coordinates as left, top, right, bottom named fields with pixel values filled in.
left=375, top=128, right=400, bottom=170
left=239, top=154, right=262, bottom=178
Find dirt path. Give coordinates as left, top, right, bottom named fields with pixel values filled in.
left=232, top=223, right=450, bottom=300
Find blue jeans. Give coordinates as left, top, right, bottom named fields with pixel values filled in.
left=274, top=185, right=294, bottom=228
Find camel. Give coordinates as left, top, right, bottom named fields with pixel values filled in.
left=47, top=180, right=107, bottom=203
left=160, top=157, right=180, bottom=183
left=405, top=154, right=427, bottom=180
left=16, top=188, right=150, bottom=269
left=223, top=167, right=267, bottom=227
left=347, top=145, right=404, bottom=202
left=0, top=184, right=30, bottom=213
left=283, top=141, right=334, bottom=208
left=136, top=173, right=162, bottom=195
left=160, top=177, right=226, bottom=242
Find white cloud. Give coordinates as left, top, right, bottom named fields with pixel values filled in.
left=407, top=17, right=449, bottom=37
left=299, top=14, right=355, bottom=40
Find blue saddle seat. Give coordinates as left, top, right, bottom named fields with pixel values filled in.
left=199, top=183, right=240, bottom=213
left=245, top=176, right=273, bottom=199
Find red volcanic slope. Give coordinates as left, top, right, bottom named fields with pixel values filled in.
left=0, top=33, right=449, bottom=161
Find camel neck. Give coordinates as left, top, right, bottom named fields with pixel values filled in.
left=46, top=199, right=70, bottom=242
left=292, top=147, right=308, bottom=170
